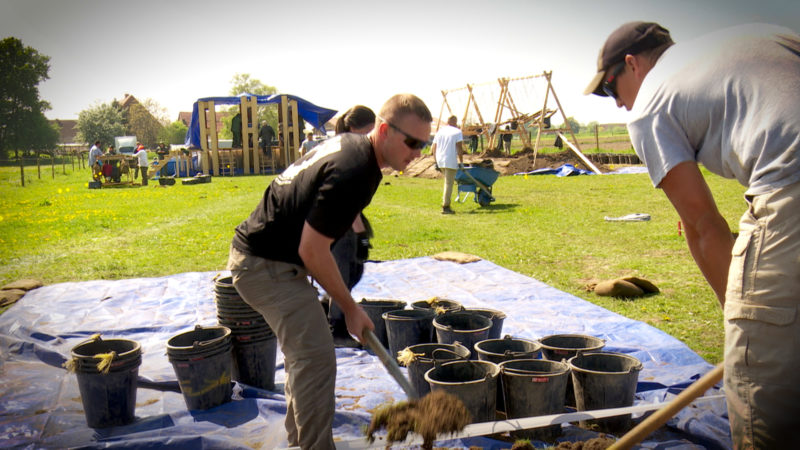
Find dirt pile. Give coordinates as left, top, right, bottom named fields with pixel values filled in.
left=366, top=389, right=471, bottom=449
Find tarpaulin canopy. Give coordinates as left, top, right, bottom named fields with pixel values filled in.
left=0, top=257, right=731, bottom=448
left=184, top=93, right=337, bottom=148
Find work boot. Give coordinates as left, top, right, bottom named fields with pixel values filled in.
left=442, top=206, right=455, bottom=215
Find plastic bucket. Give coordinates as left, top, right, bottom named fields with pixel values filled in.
left=425, top=359, right=500, bottom=423
left=568, top=352, right=642, bottom=433
left=403, top=343, right=471, bottom=397
left=166, top=325, right=233, bottom=410
left=432, top=311, right=492, bottom=358
left=382, top=309, right=436, bottom=357
left=539, top=334, right=605, bottom=406
left=358, top=299, right=407, bottom=349
left=474, top=336, right=542, bottom=412
left=69, top=337, right=142, bottom=428
left=499, top=359, right=571, bottom=441
left=231, top=336, right=278, bottom=391
left=411, top=298, right=462, bottom=315
left=467, top=308, right=507, bottom=340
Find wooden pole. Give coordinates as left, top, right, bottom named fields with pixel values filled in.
left=62, top=150, right=66, bottom=175
left=37, top=155, right=41, bottom=179
left=609, top=364, right=724, bottom=449
left=51, top=151, right=55, bottom=179
left=20, top=157, right=25, bottom=187
left=532, top=71, right=551, bottom=166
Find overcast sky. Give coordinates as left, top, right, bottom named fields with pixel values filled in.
left=2, top=0, right=798, bottom=127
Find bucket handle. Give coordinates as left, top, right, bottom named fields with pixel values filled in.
left=431, top=348, right=466, bottom=362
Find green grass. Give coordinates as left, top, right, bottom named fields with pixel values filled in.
left=0, top=162, right=746, bottom=363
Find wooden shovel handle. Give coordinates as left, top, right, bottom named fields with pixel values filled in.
left=609, top=363, right=724, bottom=449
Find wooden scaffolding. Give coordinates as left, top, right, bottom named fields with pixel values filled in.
left=438, top=71, right=598, bottom=173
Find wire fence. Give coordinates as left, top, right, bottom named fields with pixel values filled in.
left=1, top=149, right=90, bottom=187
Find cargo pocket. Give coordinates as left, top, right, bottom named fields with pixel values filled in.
left=726, top=230, right=755, bottom=302
left=724, top=300, right=797, bottom=381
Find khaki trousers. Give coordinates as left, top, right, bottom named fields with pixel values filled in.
left=442, top=167, right=457, bottom=208
left=724, top=180, right=800, bottom=449
left=228, top=246, right=336, bottom=450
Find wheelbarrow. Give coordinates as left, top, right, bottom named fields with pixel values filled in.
left=455, top=161, right=499, bottom=207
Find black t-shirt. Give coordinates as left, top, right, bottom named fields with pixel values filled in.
left=231, top=133, right=382, bottom=266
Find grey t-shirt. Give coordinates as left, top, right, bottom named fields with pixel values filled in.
left=628, top=23, right=800, bottom=195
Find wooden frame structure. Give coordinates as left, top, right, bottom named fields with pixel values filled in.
left=195, top=95, right=299, bottom=176
left=438, top=71, right=588, bottom=168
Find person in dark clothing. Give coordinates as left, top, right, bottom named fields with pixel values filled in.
left=231, top=113, right=242, bottom=148
left=258, top=121, right=275, bottom=152
left=226, top=94, right=432, bottom=449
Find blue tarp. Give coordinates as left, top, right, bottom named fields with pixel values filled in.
left=184, top=94, right=337, bottom=149
left=515, top=163, right=594, bottom=177
left=0, top=257, right=731, bottom=449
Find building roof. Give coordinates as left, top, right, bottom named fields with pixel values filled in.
left=50, top=119, right=79, bottom=144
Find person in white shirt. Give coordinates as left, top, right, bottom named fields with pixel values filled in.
left=431, top=115, right=463, bottom=214
left=133, top=145, right=149, bottom=186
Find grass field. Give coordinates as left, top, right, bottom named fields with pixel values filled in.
left=0, top=160, right=747, bottom=363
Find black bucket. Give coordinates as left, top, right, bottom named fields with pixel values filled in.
left=69, top=337, right=142, bottom=428
left=499, top=359, right=571, bottom=441
left=568, top=352, right=642, bottom=433
left=425, top=359, right=500, bottom=423
left=539, top=334, right=605, bottom=407
left=166, top=325, right=233, bottom=410
left=467, top=308, right=507, bottom=340
left=411, top=298, right=462, bottom=315
left=432, top=311, right=492, bottom=358
left=382, top=309, right=436, bottom=358
left=358, top=298, right=407, bottom=349
left=474, top=336, right=542, bottom=412
left=402, top=343, right=470, bottom=397
left=231, top=335, right=278, bottom=391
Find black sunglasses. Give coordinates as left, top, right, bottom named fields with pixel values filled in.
left=380, top=117, right=428, bottom=150
left=602, top=61, right=626, bottom=99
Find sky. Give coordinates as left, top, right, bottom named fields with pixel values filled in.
left=2, top=0, right=798, bottom=127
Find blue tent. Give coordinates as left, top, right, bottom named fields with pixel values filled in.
left=184, top=93, right=337, bottom=148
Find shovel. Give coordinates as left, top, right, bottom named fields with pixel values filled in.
left=362, top=328, right=419, bottom=400
left=609, top=363, right=724, bottom=449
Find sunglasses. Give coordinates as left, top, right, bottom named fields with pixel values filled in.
left=602, top=61, right=626, bottom=99
left=380, top=117, right=428, bottom=150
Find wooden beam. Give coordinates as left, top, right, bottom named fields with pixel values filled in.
left=557, top=131, right=602, bottom=174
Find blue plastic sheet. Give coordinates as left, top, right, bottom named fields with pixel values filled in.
left=0, top=257, right=731, bottom=449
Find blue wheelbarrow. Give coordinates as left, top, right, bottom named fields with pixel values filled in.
left=455, top=162, right=499, bottom=207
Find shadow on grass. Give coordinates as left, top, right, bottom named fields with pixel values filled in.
left=465, top=203, right=519, bottom=213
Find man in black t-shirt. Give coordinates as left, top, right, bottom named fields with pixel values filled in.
left=227, top=94, right=432, bottom=449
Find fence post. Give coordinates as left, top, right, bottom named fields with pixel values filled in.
left=595, top=124, right=600, bottom=151
left=20, top=157, right=25, bottom=187
left=62, top=151, right=66, bottom=175
left=37, top=155, right=41, bottom=179
left=51, top=151, right=55, bottom=179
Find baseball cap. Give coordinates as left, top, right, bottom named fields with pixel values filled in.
left=584, top=21, right=673, bottom=96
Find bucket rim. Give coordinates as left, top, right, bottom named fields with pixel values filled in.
left=433, top=311, right=492, bottom=333
left=70, top=337, right=142, bottom=361
left=498, top=358, right=570, bottom=376
left=406, top=342, right=471, bottom=363
left=382, top=309, right=435, bottom=320
left=358, top=298, right=407, bottom=307
left=538, top=333, right=606, bottom=351
left=166, top=325, right=232, bottom=351
left=567, top=351, right=643, bottom=374
left=474, top=337, right=541, bottom=357
left=465, top=308, right=507, bottom=320
left=423, top=359, right=500, bottom=385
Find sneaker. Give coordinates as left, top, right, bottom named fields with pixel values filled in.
left=442, top=206, right=455, bottom=215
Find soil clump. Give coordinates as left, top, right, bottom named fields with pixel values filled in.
left=555, top=435, right=616, bottom=449
left=366, top=389, right=471, bottom=449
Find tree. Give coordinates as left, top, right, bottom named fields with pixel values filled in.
left=76, top=102, right=127, bottom=147
left=228, top=73, right=279, bottom=131
left=0, top=37, right=57, bottom=159
left=158, top=120, right=189, bottom=145
left=127, top=102, right=163, bottom=147
left=562, top=116, right=581, bottom=134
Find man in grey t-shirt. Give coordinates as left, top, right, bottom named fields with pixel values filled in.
left=586, top=22, right=800, bottom=448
